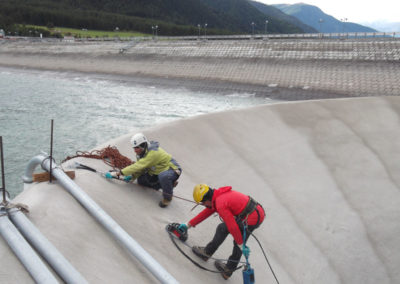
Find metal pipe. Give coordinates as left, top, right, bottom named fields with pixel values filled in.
left=24, top=154, right=178, bottom=284
left=1, top=137, right=5, bottom=202
left=22, top=153, right=47, bottom=183
left=0, top=210, right=59, bottom=284
left=49, top=119, right=54, bottom=183
left=8, top=207, right=88, bottom=284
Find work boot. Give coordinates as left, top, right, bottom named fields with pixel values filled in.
left=214, top=260, right=233, bottom=280
left=158, top=198, right=171, bottom=208
left=192, top=246, right=211, bottom=261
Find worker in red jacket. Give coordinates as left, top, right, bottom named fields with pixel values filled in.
left=178, top=184, right=265, bottom=280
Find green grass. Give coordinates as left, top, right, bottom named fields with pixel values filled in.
left=27, top=25, right=149, bottom=38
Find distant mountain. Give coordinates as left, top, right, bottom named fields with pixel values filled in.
left=361, top=21, right=400, bottom=32
left=249, top=1, right=317, bottom=33
left=194, top=0, right=304, bottom=34
left=273, top=3, right=377, bottom=33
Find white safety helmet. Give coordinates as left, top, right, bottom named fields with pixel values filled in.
left=130, top=133, right=149, bottom=148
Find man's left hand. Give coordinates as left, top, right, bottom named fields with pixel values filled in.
left=178, top=223, right=188, bottom=233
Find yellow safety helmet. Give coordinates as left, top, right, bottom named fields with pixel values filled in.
left=193, top=184, right=210, bottom=203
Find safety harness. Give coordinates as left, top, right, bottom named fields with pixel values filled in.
left=238, top=196, right=259, bottom=219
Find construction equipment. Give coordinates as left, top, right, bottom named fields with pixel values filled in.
left=165, top=223, right=188, bottom=242
left=73, top=162, right=123, bottom=181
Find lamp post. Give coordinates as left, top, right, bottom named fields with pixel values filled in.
left=318, top=18, right=324, bottom=38
left=341, top=18, right=347, bottom=34
left=265, top=20, right=268, bottom=40
left=318, top=19, right=324, bottom=32
left=251, top=22, right=255, bottom=39
left=155, top=25, right=158, bottom=39
left=197, top=24, right=201, bottom=39
left=151, top=26, right=155, bottom=39
left=204, top=23, right=207, bottom=40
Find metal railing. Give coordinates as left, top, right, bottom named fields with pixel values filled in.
left=2, top=32, right=399, bottom=43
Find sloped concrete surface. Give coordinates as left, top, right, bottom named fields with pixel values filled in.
left=1, top=96, right=399, bottom=283
left=0, top=39, right=399, bottom=97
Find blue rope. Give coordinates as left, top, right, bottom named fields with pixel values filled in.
left=242, top=221, right=255, bottom=284
left=243, top=222, right=250, bottom=265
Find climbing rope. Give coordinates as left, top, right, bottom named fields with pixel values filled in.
left=62, top=146, right=133, bottom=170
left=72, top=160, right=197, bottom=206
left=250, top=233, right=280, bottom=284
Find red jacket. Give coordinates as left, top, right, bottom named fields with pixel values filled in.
left=188, top=186, right=265, bottom=245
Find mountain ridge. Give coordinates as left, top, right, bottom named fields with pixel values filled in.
left=272, top=3, right=377, bottom=33
left=249, top=1, right=316, bottom=33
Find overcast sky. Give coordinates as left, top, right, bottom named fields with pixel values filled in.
left=257, top=0, right=399, bottom=24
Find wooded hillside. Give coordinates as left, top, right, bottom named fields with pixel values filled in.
left=0, top=0, right=307, bottom=36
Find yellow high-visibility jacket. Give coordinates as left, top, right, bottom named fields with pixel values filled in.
left=121, top=141, right=179, bottom=180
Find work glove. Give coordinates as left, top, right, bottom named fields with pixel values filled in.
left=105, top=171, right=119, bottom=179
left=123, top=175, right=132, bottom=182
left=242, top=245, right=250, bottom=258
left=178, top=223, right=188, bottom=233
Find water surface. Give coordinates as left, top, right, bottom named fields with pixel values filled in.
left=0, top=67, right=273, bottom=197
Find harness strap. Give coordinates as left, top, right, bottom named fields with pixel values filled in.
left=238, top=196, right=258, bottom=220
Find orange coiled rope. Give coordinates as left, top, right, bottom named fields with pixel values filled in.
left=62, top=145, right=133, bottom=170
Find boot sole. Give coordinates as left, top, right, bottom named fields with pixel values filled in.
left=158, top=201, right=170, bottom=208
left=214, top=261, right=231, bottom=280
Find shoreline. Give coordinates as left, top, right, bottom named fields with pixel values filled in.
left=0, top=65, right=346, bottom=101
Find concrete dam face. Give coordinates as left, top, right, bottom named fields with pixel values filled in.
left=0, top=38, right=399, bottom=283
left=0, top=38, right=399, bottom=98
left=1, top=96, right=398, bottom=283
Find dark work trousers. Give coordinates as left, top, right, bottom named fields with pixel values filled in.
left=204, top=217, right=260, bottom=270
left=137, top=169, right=179, bottom=200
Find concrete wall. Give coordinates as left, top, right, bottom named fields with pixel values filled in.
left=4, top=96, right=400, bottom=284
left=0, top=38, right=399, bottom=98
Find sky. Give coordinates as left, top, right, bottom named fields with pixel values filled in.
left=257, top=0, right=400, bottom=24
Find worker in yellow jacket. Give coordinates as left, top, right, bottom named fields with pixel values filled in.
left=108, top=133, right=181, bottom=208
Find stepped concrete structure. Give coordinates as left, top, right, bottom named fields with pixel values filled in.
left=0, top=38, right=399, bottom=283
left=0, top=38, right=399, bottom=98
